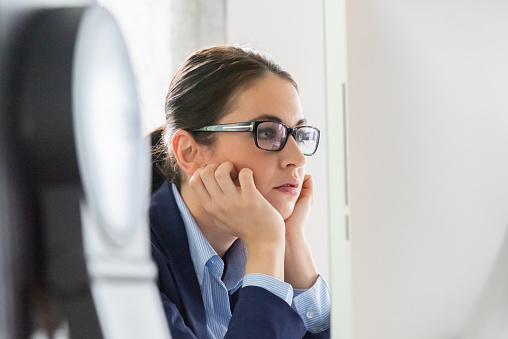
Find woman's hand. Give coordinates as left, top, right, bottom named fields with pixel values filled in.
left=189, top=162, right=285, bottom=279
left=284, top=174, right=314, bottom=236
left=283, top=174, right=319, bottom=289
left=190, top=162, right=285, bottom=243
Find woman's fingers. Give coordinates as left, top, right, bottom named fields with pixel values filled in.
left=300, top=174, right=314, bottom=205
left=190, top=162, right=285, bottom=245
left=238, top=168, right=256, bottom=192
left=192, top=163, right=240, bottom=217
left=199, top=163, right=223, bottom=197
left=189, top=167, right=211, bottom=203
left=215, top=162, right=238, bottom=194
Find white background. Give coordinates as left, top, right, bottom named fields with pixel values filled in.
left=347, top=0, right=508, bottom=338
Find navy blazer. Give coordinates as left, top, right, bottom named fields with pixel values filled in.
left=150, top=181, right=330, bottom=339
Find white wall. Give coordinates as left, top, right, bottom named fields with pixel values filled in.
left=227, top=0, right=330, bottom=282
left=347, top=0, right=508, bottom=338
left=100, top=0, right=227, bottom=134
left=98, top=0, right=172, bottom=133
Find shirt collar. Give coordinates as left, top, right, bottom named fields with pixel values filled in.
left=171, top=184, right=246, bottom=291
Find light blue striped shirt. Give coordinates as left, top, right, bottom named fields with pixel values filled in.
left=172, top=184, right=330, bottom=338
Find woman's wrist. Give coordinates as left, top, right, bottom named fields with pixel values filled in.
left=284, top=236, right=319, bottom=289
left=245, top=237, right=285, bottom=281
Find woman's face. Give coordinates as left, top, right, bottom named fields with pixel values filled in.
left=203, top=73, right=306, bottom=220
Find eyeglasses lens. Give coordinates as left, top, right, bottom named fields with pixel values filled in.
left=295, top=127, right=319, bottom=155
left=256, top=122, right=287, bottom=151
left=256, top=122, right=319, bottom=155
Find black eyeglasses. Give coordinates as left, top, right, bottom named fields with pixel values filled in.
left=191, top=121, right=320, bottom=156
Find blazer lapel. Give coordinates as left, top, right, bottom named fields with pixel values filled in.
left=150, top=181, right=207, bottom=338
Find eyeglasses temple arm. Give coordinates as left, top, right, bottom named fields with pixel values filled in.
left=192, top=122, right=254, bottom=132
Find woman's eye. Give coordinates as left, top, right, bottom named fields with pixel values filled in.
left=258, top=128, right=277, bottom=140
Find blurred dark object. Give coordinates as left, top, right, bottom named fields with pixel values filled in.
left=1, top=4, right=170, bottom=338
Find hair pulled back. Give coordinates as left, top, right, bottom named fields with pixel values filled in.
left=161, top=45, right=298, bottom=189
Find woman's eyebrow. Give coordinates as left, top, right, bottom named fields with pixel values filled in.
left=250, top=114, right=307, bottom=126
left=250, top=114, right=282, bottom=122
left=297, top=118, right=307, bottom=126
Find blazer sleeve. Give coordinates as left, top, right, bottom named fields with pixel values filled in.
left=226, top=286, right=330, bottom=339
left=303, top=329, right=331, bottom=338
left=225, top=286, right=307, bottom=339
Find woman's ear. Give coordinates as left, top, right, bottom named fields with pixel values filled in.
left=172, top=129, right=205, bottom=177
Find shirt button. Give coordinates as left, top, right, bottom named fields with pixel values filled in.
left=306, top=310, right=315, bottom=319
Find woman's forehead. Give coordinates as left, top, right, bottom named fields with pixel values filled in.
left=222, top=74, right=304, bottom=125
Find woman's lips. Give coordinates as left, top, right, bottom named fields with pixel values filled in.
left=274, top=180, right=300, bottom=196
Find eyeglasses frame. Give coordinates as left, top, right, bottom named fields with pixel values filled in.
left=190, top=121, right=320, bottom=156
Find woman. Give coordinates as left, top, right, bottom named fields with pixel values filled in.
left=150, top=46, right=330, bottom=339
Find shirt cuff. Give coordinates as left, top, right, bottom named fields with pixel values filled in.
left=291, top=275, right=331, bottom=333
left=242, top=273, right=293, bottom=305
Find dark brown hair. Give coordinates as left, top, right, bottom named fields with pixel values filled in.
left=160, top=45, right=298, bottom=189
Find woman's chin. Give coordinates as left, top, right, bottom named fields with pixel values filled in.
left=276, top=204, right=295, bottom=221
left=266, top=194, right=297, bottom=220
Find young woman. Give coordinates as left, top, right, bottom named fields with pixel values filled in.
left=150, top=46, right=330, bottom=339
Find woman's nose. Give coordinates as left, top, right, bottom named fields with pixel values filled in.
left=281, top=135, right=306, bottom=168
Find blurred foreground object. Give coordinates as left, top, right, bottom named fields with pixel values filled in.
left=1, top=5, right=170, bottom=339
